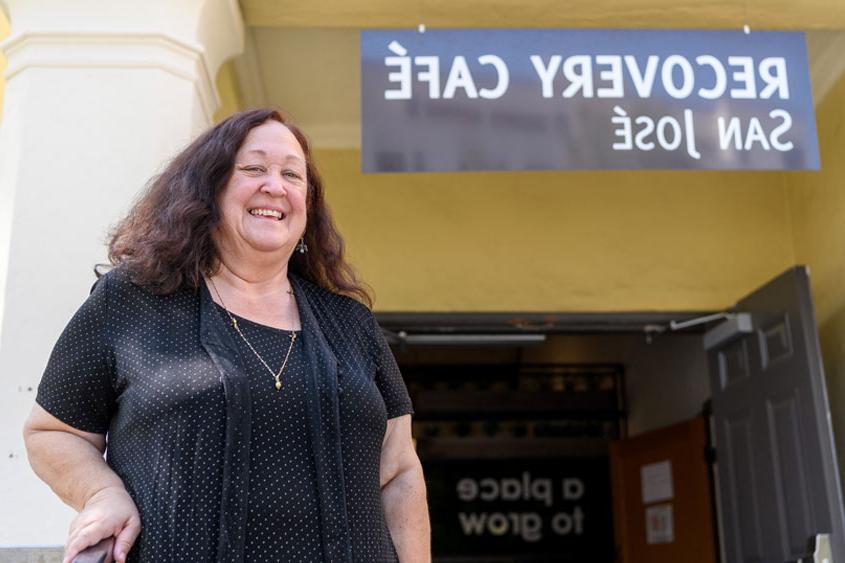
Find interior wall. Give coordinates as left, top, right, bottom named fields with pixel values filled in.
left=786, top=70, right=845, bottom=476
left=523, top=334, right=710, bottom=436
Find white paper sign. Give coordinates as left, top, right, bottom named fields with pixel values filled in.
left=646, top=503, right=675, bottom=544
left=641, top=460, right=674, bottom=504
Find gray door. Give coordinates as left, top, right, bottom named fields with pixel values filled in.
left=707, top=266, right=845, bottom=562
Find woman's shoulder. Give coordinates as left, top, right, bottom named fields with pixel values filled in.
left=292, top=275, right=373, bottom=322
left=92, top=266, right=196, bottom=305
left=92, top=266, right=146, bottom=297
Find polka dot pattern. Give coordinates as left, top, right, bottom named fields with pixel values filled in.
left=36, top=268, right=413, bottom=562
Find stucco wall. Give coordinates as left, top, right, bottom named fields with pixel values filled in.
left=315, top=148, right=796, bottom=312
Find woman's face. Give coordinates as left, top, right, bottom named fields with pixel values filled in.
left=214, top=120, right=308, bottom=262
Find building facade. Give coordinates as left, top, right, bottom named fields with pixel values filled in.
left=2, top=0, right=845, bottom=558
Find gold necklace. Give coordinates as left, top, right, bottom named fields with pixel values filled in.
left=208, top=277, right=297, bottom=391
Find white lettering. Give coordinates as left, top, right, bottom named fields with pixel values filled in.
left=458, top=512, right=487, bottom=535
left=743, top=117, right=771, bottom=150
left=479, top=478, right=499, bottom=501
left=562, top=55, right=594, bottom=98
left=662, top=54, right=695, bottom=99
left=634, top=116, right=656, bottom=150
left=501, top=478, right=521, bottom=501
left=458, top=512, right=544, bottom=542
left=562, top=478, right=585, bottom=500
left=531, top=478, right=553, bottom=507
left=384, top=54, right=412, bottom=100
left=413, top=56, right=440, bottom=99
left=611, top=106, right=633, bottom=150
left=551, top=507, right=585, bottom=536
left=488, top=513, right=508, bottom=535
left=596, top=55, right=624, bottom=98
left=478, top=54, right=510, bottom=99
left=684, top=109, right=701, bottom=159
left=531, top=55, right=562, bottom=98
left=718, top=116, right=743, bottom=150
left=443, top=56, right=479, bottom=99
left=769, top=109, right=794, bottom=151
left=457, top=478, right=478, bottom=502
left=759, top=57, right=790, bottom=99
left=656, top=116, right=683, bottom=150
left=696, top=55, right=727, bottom=99
left=522, top=513, right=543, bottom=542
left=729, top=56, right=757, bottom=99
left=624, top=55, right=659, bottom=98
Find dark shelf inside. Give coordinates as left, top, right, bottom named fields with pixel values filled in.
left=411, top=390, right=623, bottom=419
left=416, top=436, right=610, bottom=460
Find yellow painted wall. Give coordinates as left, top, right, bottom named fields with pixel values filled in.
left=787, top=72, right=845, bottom=475
left=315, top=149, right=795, bottom=312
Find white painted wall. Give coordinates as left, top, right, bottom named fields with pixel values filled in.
left=0, top=0, right=243, bottom=546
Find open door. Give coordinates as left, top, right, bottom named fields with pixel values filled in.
left=707, top=266, right=845, bottom=562
left=610, top=418, right=717, bottom=563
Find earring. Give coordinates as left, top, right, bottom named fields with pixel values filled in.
left=296, top=237, right=308, bottom=254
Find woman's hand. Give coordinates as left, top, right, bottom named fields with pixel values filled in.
left=63, top=486, right=141, bottom=563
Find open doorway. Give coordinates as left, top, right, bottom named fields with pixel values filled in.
left=381, top=268, right=845, bottom=563
left=380, top=314, right=712, bottom=562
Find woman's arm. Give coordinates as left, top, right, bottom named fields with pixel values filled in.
left=23, top=404, right=140, bottom=563
left=380, top=414, right=431, bottom=562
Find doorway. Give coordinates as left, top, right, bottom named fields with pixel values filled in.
left=381, top=316, right=713, bottom=562
left=381, top=267, right=845, bottom=563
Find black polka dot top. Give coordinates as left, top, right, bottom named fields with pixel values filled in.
left=36, top=268, right=413, bottom=562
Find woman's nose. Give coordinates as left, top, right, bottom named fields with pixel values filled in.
left=260, top=173, right=287, bottom=196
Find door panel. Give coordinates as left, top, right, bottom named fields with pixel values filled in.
left=723, top=415, right=764, bottom=562
left=610, top=418, right=717, bottom=563
left=707, top=267, right=845, bottom=562
left=765, top=392, right=813, bottom=556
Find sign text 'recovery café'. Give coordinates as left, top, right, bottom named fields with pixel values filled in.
left=360, top=29, right=818, bottom=172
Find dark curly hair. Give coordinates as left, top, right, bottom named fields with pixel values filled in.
left=107, top=108, right=372, bottom=306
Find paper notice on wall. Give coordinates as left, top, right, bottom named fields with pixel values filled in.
left=646, top=503, right=674, bottom=544
left=640, top=460, right=673, bottom=504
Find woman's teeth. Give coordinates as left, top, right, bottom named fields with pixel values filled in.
left=249, top=209, right=283, bottom=220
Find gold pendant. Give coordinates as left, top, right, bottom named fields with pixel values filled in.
left=275, top=380, right=282, bottom=390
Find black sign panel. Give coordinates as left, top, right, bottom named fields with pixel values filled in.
left=361, top=29, right=819, bottom=172
left=425, top=458, right=614, bottom=561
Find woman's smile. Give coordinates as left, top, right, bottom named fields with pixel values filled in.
left=248, top=207, right=286, bottom=220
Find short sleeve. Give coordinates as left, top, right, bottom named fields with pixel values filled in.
left=36, top=276, right=116, bottom=434
left=371, top=315, right=413, bottom=419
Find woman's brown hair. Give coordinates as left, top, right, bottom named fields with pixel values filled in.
left=107, top=108, right=372, bottom=306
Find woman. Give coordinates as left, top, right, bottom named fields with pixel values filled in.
left=22, top=109, right=430, bottom=562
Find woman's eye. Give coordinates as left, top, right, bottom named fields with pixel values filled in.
left=283, top=170, right=303, bottom=180
left=240, top=165, right=265, bottom=174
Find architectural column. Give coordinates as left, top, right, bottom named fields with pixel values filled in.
left=0, top=0, right=243, bottom=545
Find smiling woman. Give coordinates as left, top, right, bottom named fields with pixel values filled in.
left=22, top=108, right=431, bottom=563
left=107, top=109, right=370, bottom=305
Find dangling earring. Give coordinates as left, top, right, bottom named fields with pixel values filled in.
left=296, top=237, right=308, bottom=254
